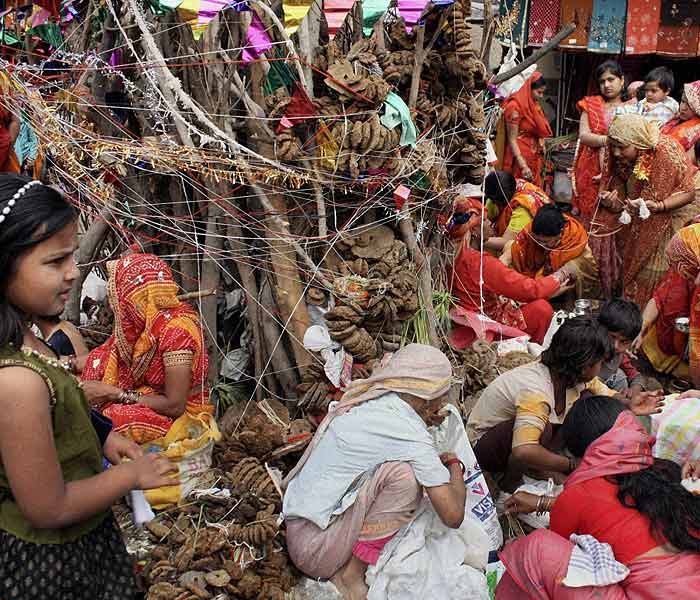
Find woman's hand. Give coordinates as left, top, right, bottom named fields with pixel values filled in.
left=599, top=190, right=619, bottom=208
left=81, top=381, right=122, bottom=407
left=127, top=453, right=179, bottom=490
left=628, top=389, right=665, bottom=416
left=678, top=390, right=700, bottom=399
left=521, top=165, right=534, bottom=181
left=630, top=332, right=644, bottom=354
left=682, top=460, right=700, bottom=480
left=103, top=431, right=143, bottom=465
left=504, top=491, right=540, bottom=514
left=646, top=200, right=665, bottom=213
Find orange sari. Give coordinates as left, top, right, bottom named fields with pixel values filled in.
left=502, top=72, right=553, bottom=188
left=572, top=95, right=617, bottom=222
left=662, top=80, right=700, bottom=153
left=494, top=179, right=549, bottom=236
left=511, top=214, right=589, bottom=278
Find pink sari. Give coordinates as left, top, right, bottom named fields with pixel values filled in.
left=497, top=412, right=700, bottom=599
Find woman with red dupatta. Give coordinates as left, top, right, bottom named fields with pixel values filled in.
left=572, top=61, right=627, bottom=226
left=497, top=395, right=700, bottom=599
left=662, top=80, right=700, bottom=163
left=634, top=224, right=700, bottom=385
left=445, top=196, right=569, bottom=345
left=596, top=113, right=700, bottom=307
left=80, top=253, right=211, bottom=443
left=501, top=72, right=553, bottom=188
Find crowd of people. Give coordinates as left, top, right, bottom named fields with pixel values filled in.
left=2, top=61, right=700, bottom=600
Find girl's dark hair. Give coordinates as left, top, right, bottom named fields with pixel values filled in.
left=532, top=205, right=565, bottom=236
left=595, top=60, right=624, bottom=83
left=0, top=174, right=76, bottom=347
left=694, top=138, right=700, bottom=163
left=562, top=395, right=700, bottom=553
left=485, top=170, right=516, bottom=207
left=531, top=76, right=547, bottom=90
left=616, top=459, right=700, bottom=553
left=562, top=395, right=628, bottom=458
left=598, top=298, right=643, bottom=341
left=541, top=317, right=613, bottom=388
left=644, top=66, right=674, bottom=94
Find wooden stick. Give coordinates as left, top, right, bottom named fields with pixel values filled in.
left=491, top=23, right=576, bottom=85
left=176, top=288, right=217, bottom=301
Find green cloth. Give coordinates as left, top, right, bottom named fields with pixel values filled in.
left=380, top=92, right=417, bottom=148
left=29, top=24, right=63, bottom=48
left=0, top=347, right=108, bottom=544
left=148, top=0, right=184, bottom=13
left=263, top=51, right=298, bottom=95
left=362, top=0, right=390, bottom=34
left=0, top=30, right=20, bottom=46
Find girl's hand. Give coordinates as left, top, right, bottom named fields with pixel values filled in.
left=103, top=431, right=143, bottom=465
left=678, top=390, right=700, bottom=400
left=629, top=389, right=665, bottom=415
left=504, top=491, right=540, bottom=514
left=683, top=460, right=700, bottom=480
left=128, top=453, right=179, bottom=490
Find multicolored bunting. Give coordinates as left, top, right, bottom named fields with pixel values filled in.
left=324, top=0, right=355, bottom=38
left=283, top=0, right=313, bottom=34
left=362, top=0, right=390, bottom=34
left=242, top=11, right=273, bottom=63
left=397, top=0, right=430, bottom=29
left=30, top=23, right=63, bottom=47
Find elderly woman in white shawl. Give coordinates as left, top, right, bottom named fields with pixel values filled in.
left=282, top=344, right=467, bottom=600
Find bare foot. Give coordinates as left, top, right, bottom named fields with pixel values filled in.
left=330, top=555, right=369, bottom=600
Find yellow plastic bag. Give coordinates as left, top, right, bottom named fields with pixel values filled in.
left=143, top=412, right=221, bottom=509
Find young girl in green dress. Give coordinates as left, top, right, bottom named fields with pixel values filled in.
left=0, top=174, right=177, bottom=599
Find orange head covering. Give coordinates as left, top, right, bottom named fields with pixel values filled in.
left=502, top=71, right=553, bottom=140
left=83, top=253, right=201, bottom=388
left=667, top=223, right=700, bottom=281
left=511, top=214, right=588, bottom=277
left=444, top=196, right=484, bottom=240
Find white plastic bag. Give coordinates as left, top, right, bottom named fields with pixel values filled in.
left=366, top=499, right=490, bottom=600
left=495, top=45, right=537, bottom=98
left=432, top=405, right=503, bottom=551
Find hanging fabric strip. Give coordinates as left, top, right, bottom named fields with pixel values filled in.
left=362, top=0, right=390, bottom=34
left=587, top=0, right=627, bottom=53
left=624, top=0, right=660, bottom=54
left=558, top=0, right=593, bottom=48
left=242, top=11, right=273, bottom=63
left=656, top=23, right=700, bottom=56
left=397, top=0, right=430, bottom=30
left=324, top=0, right=355, bottom=38
left=527, top=0, right=560, bottom=46
left=496, top=0, right=529, bottom=48
left=284, top=0, right=313, bottom=33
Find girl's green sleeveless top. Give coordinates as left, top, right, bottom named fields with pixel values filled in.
left=0, top=346, right=109, bottom=543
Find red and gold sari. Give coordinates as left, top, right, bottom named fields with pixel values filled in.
left=603, top=116, right=700, bottom=307
left=82, top=253, right=211, bottom=443
left=494, top=179, right=549, bottom=236
left=501, top=72, right=553, bottom=188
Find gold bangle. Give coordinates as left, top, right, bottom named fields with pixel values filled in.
left=163, top=350, right=194, bottom=368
